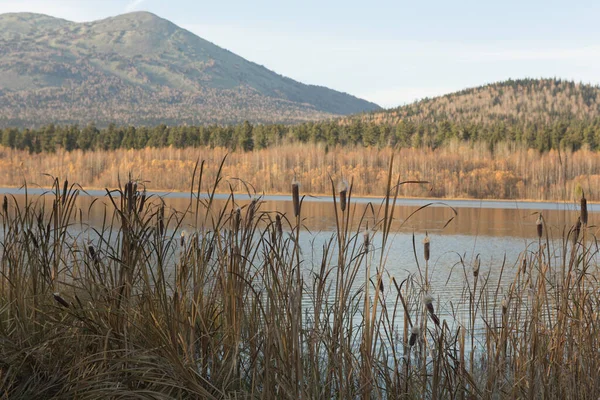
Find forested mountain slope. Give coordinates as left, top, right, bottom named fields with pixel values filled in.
left=0, top=12, right=379, bottom=128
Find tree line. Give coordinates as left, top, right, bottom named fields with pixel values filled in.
left=3, top=117, right=600, bottom=153
left=0, top=142, right=597, bottom=201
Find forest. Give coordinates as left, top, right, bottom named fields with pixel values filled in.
left=3, top=79, right=600, bottom=153
left=2, top=115, right=600, bottom=155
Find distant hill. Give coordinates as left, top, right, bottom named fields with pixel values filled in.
left=357, top=78, right=600, bottom=125
left=0, top=12, right=380, bottom=128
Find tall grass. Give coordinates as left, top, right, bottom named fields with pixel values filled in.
left=0, top=157, right=598, bottom=399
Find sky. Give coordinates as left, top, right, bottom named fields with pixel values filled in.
left=1, top=0, right=599, bottom=108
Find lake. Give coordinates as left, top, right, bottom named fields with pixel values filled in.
left=1, top=187, right=592, bottom=334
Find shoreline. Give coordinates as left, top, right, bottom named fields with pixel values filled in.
left=0, top=183, right=589, bottom=207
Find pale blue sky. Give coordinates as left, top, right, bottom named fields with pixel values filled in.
left=1, top=0, right=599, bottom=107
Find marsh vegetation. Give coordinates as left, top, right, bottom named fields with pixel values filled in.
left=0, top=157, right=598, bottom=399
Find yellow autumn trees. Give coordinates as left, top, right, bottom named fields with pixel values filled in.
left=0, top=142, right=596, bottom=201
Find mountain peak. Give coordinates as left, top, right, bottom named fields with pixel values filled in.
left=91, top=10, right=176, bottom=32
left=0, top=12, right=379, bottom=127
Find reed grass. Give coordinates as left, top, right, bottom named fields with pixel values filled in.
left=0, top=156, right=598, bottom=399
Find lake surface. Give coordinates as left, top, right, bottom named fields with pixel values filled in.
left=1, top=187, right=593, bottom=333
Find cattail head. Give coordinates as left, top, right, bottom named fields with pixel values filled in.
left=409, top=325, right=421, bottom=347
left=501, top=298, right=508, bottom=316
left=157, top=204, right=165, bottom=236
left=53, top=292, right=69, bottom=308
left=233, top=207, right=241, bottom=231
left=291, top=180, right=300, bottom=217
left=363, top=226, right=370, bottom=253
left=536, top=214, right=543, bottom=238
left=180, top=230, right=186, bottom=247
left=62, top=179, right=68, bottom=204
left=572, top=216, right=581, bottom=246
left=338, top=180, right=349, bottom=212
left=2, top=195, right=7, bottom=215
left=88, top=245, right=97, bottom=261
left=423, top=293, right=434, bottom=313
left=423, top=294, right=440, bottom=326
left=248, top=197, right=258, bottom=222
left=473, top=254, right=480, bottom=279
left=275, top=214, right=283, bottom=238
left=138, top=191, right=147, bottom=213
left=581, top=192, right=588, bottom=226
left=423, top=233, right=430, bottom=262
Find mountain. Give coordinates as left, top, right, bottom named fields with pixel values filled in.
left=356, top=79, right=600, bottom=126
left=0, top=12, right=380, bottom=128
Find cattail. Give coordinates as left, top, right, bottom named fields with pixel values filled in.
left=248, top=197, right=258, bottom=221
left=370, top=277, right=384, bottom=293
left=473, top=254, right=480, bottom=279
left=423, top=294, right=440, bottom=326
left=363, top=227, right=370, bottom=253
left=423, top=232, right=430, bottom=262
left=158, top=204, right=165, bottom=236
left=138, top=191, right=146, bottom=213
left=536, top=214, right=543, bottom=238
left=234, top=207, right=241, bottom=231
left=291, top=180, right=300, bottom=217
left=180, top=230, right=186, bottom=247
left=409, top=325, right=421, bottom=347
left=572, top=216, right=581, bottom=245
left=521, top=258, right=527, bottom=274
left=2, top=195, right=7, bottom=215
left=275, top=214, right=283, bottom=238
left=53, top=292, right=69, bottom=308
left=581, top=192, right=588, bottom=226
left=126, top=181, right=134, bottom=214
left=88, top=245, right=97, bottom=261
left=62, top=179, right=68, bottom=205
left=29, top=233, right=38, bottom=249
left=501, top=298, right=508, bottom=316
left=338, top=180, right=348, bottom=212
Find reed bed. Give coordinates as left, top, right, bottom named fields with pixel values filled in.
left=0, top=157, right=598, bottom=399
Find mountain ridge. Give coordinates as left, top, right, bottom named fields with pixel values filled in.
left=357, top=78, right=600, bottom=126
left=0, top=11, right=380, bottom=128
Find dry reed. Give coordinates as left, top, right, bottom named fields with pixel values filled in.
left=0, top=157, right=597, bottom=399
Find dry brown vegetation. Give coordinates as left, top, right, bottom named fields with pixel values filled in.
left=0, top=158, right=599, bottom=398
left=0, top=141, right=598, bottom=201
